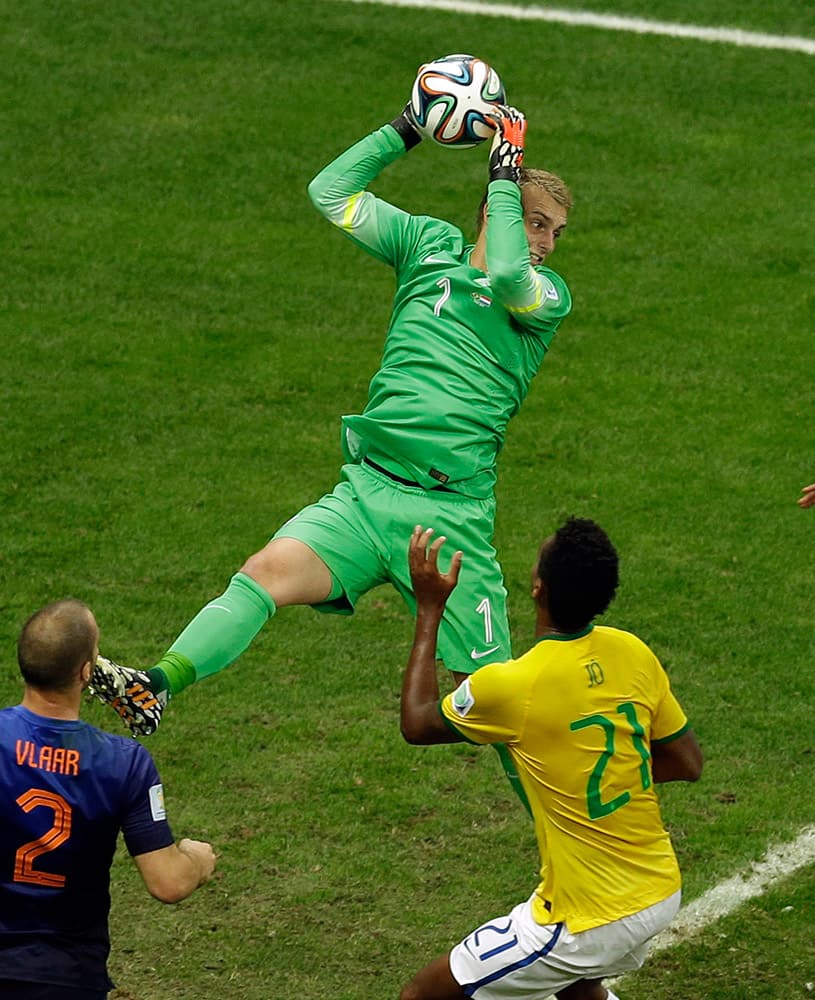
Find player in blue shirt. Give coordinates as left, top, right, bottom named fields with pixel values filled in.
left=0, top=599, right=217, bottom=999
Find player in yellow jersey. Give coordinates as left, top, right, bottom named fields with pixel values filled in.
left=399, top=518, right=702, bottom=1000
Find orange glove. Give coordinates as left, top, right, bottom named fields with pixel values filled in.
left=488, top=105, right=527, bottom=182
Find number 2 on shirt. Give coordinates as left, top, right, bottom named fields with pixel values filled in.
left=13, top=788, right=72, bottom=888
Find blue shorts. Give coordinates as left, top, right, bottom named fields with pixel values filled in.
left=0, top=982, right=107, bottom=1000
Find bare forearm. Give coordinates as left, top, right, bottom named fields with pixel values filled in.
left=652, top=757, right=696, bottom=783
left=651, top=731, right=703, bottom=784
left=135, top=838, right=216, bottom=903
left=401, top=608, right=444, bottom=743
left=406, top=609, right=444, bottom=697
left=402, top=528, right=464, bottom=745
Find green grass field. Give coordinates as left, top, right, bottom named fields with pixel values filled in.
left=1, top=1, right=813, bottom=997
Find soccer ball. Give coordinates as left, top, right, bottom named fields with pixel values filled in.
left=409, top=54, right=506, bottom=148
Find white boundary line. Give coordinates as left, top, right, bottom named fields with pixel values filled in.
left=591, top=827, right=815, bottom=996
left=649, top=825, right=815, bottom=953
left=540, top=827, right=815, bottom=1000
left=335, top=0, right=815, bottom=969
left=605, top=826, right=815, bottom=992
left=339, top=0, right=815, bottom=55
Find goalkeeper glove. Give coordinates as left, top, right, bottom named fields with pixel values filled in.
left=488, top=105, right=527, bottom=183
left=390, top=103, right=422, bottom=151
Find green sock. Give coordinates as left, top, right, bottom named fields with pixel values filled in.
left=147, top=652, right=195, bottom=697
left=149, top=572, right=277, bottom=696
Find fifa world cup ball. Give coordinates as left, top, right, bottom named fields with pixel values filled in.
left=409, top=54, right=506, bottom=148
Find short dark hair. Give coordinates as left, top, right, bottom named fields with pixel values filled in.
left=537, top=518, right=619, bottom=633
left=17, top=599, right=97, bottom=692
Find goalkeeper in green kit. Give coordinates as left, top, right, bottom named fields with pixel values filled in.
left=91, top=98, right=572, bottom=803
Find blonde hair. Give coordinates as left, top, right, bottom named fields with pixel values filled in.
left=476, top=168, right=573, bottom=231
left=519, top=168, right=573, bottom=210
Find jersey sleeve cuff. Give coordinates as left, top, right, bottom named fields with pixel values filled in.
left=438, top=701, right=481, bottom=744
left=652, top=721, right=691, bottom=744
left=387, top=114, right=422, bottom=151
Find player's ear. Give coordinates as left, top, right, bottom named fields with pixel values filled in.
left=79, top=660, right=93, bottom=687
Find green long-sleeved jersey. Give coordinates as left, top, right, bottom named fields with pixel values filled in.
left=308, top=125, right=572, bottom=499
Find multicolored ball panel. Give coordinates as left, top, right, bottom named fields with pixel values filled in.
left=410, top=54, right=506, bottom=148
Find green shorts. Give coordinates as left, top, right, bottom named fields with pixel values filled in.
left=273, top=461, right=510, bottom=675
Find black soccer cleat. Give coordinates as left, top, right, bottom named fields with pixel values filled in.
left=89, top=655, right=168, bottom=737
